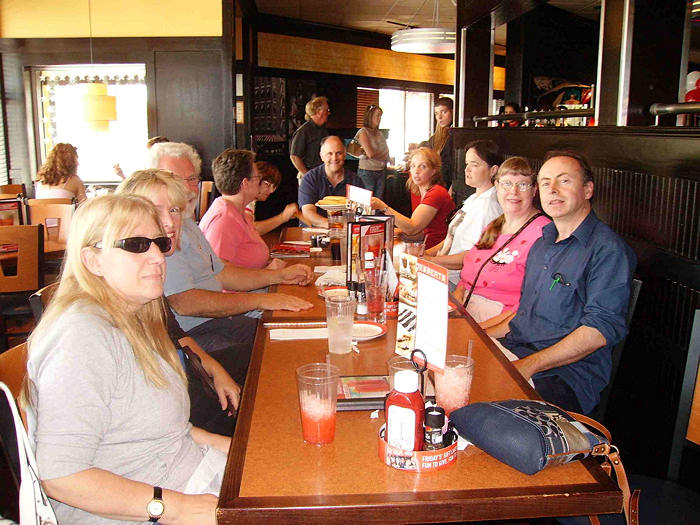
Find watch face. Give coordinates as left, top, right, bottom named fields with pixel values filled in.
left=147, top=499, right=165, bottom=517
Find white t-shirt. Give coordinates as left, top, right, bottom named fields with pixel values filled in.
left=444, top=186, right=502, bottom=284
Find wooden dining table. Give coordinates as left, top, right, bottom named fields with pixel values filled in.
left=217, top=227, right=623, bottom=524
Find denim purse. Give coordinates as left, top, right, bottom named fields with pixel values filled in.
left=450, top=399, right=639, bottom=525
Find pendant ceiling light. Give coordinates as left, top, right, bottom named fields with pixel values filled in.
left=390, top=0, right=456, bottom=54
left=82, top=0, right=116, bottom=131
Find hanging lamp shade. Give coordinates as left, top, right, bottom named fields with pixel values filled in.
left=82, top=82, right=117, bottom=131
left=391, top=27, right=456, bottom=54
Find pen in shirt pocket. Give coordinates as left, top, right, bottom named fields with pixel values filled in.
left=549, top=272, right=571, bottom=290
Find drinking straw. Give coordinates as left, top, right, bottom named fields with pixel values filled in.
left=467, top=340, right=473, bottom=360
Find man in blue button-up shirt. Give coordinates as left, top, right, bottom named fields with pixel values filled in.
left=495, top=150, right=636, bottom=414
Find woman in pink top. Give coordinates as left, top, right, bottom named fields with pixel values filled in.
left=370, top=147, right=455, bottom=249
left=35, top=143, right=87, bottom=203
left=454, top=157, right=550, bottom=324
left=200, top=149, right=278, bottom=270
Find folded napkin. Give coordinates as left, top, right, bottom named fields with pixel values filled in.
left=270, top=327, right=328, bottom=340
left=314, top=266, right=347, bottom=287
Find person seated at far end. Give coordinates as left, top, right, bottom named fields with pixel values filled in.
left=298, top=135, right=364, bottom=228
left=246, top=161, right=299, bottom=236
left=371, top=146, right=455, bottom=250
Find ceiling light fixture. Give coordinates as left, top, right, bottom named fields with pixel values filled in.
left=390, top=0, right=456, bottom=54
left=82, top=0, right=117, bottom=131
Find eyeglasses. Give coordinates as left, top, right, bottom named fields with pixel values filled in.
left=497, top=180, right=534, bottom=192
left=94, top=236, right=172, bottom=254
left=261, top=180, right=277, bottom=191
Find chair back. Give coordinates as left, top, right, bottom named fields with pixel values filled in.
left=26, top=199, right=75, bottom=243
left=198, top=180, right=214, bottom=220
left=0, top=342, right=27, bottom=402
left=667, top=308, right=700, bottom=481
left=29, top=282, right=59, bottom=322
left=0, top=184, right=26, bottom=196
left=591, top=277, right=642, bottom=421
left=0, top=225, right=44, bottom=294
left=0, top=195, right=24, bottom=225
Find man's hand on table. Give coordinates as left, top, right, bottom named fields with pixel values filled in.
left=259, top=293, right=313, bottom=311
left=277, top=263, right=314, bottom=286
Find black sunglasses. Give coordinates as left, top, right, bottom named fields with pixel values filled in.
left=94, top=236, right=172, bottom=254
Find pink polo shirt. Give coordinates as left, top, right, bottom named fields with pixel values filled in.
left=200, top=196, right=270, bottom=269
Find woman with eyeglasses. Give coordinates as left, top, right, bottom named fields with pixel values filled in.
left=370, top=146, right=455, bottom=249
left=355, top=104, right=390, bottom=199
left=200, top=149, right=282, bottom=270
left=35, top=142, right=87, bottom=203
left=244, top=161, right=299, bottom=236
left=453, top=157, right=550, bottom=326
left=25, top=194, right=226, bottom=524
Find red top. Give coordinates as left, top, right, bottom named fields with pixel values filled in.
left=199, top=197, right=270, bottom=269
left=410, top=185, right=455, bottom=249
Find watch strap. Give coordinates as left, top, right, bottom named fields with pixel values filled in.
left=148, top=486, right=164, bottom=523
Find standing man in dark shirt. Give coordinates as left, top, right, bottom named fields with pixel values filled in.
left=492, top=150, right=636, bottom=414
left=289, top=96, right=330, bottom=182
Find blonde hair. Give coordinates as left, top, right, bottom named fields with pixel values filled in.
left=116, top=169, right=189, bottom=212
left=305, top=96, right=328, bottom=120
left=406, top=147, right=442, bottom=196
left=26, top=195, right=185, bottom=399
left=37, top=143, right=78, bottom=185
left=475, top=157, right=537, bottom=249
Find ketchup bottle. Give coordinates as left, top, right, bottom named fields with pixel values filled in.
left=385, top=370, right=425, bottom=451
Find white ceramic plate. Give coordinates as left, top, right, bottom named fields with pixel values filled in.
left=352, top=321, right=387, bottom=341
left=316, top=203, right=348, bottom=212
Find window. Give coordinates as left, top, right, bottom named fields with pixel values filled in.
left=33, top=64, right=147, bottom=183
left=376, top=89, right=433, bottom=165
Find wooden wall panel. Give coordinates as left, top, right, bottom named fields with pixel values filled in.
left=154, top=50, right=227, bottom=179
left=257, top=33, right=454, bottom=86
left=689, top=373, right=700, bottom=445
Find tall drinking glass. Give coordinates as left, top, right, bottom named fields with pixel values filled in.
left=366, top=268, right=388, bottom=324
left=325, top=295, right=355, bottom=354
left=434, top=354, right=474, bottom=416
left=296, top=363, right=340, bottom=445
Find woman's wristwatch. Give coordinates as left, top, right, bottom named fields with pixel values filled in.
left=147, top=486, right=165, bottom=523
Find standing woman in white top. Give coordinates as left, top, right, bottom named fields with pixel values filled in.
left=424, top=140, right=503, bottom=289
left=35, top=143, right=87, bottom=203
left=356, top=104, right=390, bottom=199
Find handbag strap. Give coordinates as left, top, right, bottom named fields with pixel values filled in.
left=1, top=382, right=58, bottom=524
left=463, top=212, right=544, bottom=308
left=568, top=410, right=640, bottom=525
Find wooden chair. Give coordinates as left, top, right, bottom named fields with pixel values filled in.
left=0, top=195, right=24, bottom=226
left=25, top=199, right=75, bottom=243
left=0, top=225, right=44, bottom=352
left=198, top=180, right=215, bottom=221
left=0, top=342, right=27, bottom=401
left=0, top=342, right=29, bottom=522
left=0, top=184, right=26, bottom=197
left=29, top=282, right=58, bottom=322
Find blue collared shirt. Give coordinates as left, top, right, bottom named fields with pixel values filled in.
left=297, top=164, right=364, bottom=222
left=504, top=211, right=636, bottom=413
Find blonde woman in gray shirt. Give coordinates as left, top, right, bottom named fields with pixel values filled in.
left=25, top=194, right=227, bottom=524
left=355, top=104, right=389, bottom=199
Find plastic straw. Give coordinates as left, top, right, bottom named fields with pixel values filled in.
left=467, top=340, right=473, bottom=360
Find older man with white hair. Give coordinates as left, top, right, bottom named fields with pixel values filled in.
left=149, top=141, right=203, bottom=217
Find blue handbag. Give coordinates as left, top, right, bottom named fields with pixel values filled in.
left=450, top=399, right=639, bottom=525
